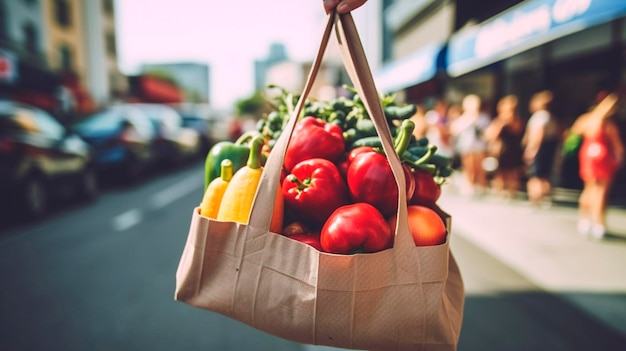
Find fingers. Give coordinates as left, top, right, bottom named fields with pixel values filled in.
left=337, top=0, right=368, bottom=13
left=323, top=0, right=367, bottom=14
left=323, top=0, right=340, bottom=14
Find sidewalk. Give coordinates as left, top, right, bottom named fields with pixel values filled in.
left=438, top=173, right=626, bottom=337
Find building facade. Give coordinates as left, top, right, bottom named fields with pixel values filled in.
left=254, top=42, right=289, bottom=92
left=0, top=0, right=59, bottom=111
left=0, top=0, right=122, bottom=117
left=82, top=0, right=125, bottom=106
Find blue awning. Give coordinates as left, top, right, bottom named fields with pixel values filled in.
left=447, top=0, right=626, bottom=77
left=374, top=42, right=446, bottom=93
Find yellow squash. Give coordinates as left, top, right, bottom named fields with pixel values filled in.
left=199, top=159, right=233, bottom=218
left=217, top=136, right=265, bottom=224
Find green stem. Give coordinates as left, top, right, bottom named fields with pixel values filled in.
left=394, top=119, right=415, bottom=156
left=220, top=159, right=233, bottom=182
left=236, top=130, right=260, bottom=145
left=286, top=174, right=310, bottom=192
left=342, top=84, right=358, bottom=95
left=247, top=136, right=265, bottom=169
left=403, top=145, right=438, bottom=172
left=410, top=163, right=437, bottom=173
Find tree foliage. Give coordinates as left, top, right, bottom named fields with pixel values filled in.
left=234, top=91, right=267, bottom=118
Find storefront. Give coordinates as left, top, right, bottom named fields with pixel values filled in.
left=446, top=0, right=626, bottom=114
left=373, top=42, right=448, bottom=104
left=445, top=0, right=626, bottom=194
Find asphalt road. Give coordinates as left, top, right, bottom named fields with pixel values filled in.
left=1, top=161, right=624, bottom=351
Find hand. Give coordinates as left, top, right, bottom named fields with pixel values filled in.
left=323, top=0, right=367, bottom=14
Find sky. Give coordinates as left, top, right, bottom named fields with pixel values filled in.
left=115, top=0, right=329, bottom=109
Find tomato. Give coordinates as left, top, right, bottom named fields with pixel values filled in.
left=388, top=205, right=447, bottom=246
left=409, top=170, right=441, bottom=207
left=288, top=233, right=323, bottom=251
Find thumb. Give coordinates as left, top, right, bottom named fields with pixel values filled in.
left=323, top=0, right=340, bottom=14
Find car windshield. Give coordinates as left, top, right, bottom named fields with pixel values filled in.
left=0, top=105, right=35, bottom=132
left=75, top=110, right=124, bottom=133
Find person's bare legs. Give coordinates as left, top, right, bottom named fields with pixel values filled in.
left=527, top=177, right=541, bottom=205
left=460, top=154, right=475, bottom=196
left=539, top=177, right=552, bottom=206
left=578, top=182, right=592, bottom=218
left=589, top=179, right=612, bottom=239
left=578, top=181, right=593, bottom=235
left=472, top=152, right=488, bottom=196
left=492, top=172, right=505, bottom=197
left=503, top=169, right=520, bottom=199
left=527, top=176, right=551, bottom=206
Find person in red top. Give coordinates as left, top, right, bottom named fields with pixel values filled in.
left=570, top=92, right=625, bottom=239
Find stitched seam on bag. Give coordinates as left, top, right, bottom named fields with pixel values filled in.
left=446, top=254, right=465, bottom=347
left=312, top=257, right=319, bottom=345
left=442, top=259, right=457, bottom=348
left=194, top=214, right=209, bottom=297
left=349, top=258, right=356, bottom=349
left=418, top=250, right=426, bottom=351
left=250, top=227, right=264, bottom=328
left=231, top=224, right=247, bottom=318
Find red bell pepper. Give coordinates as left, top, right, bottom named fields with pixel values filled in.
left=320, top=202, right=393, bottom=254
left=337, top=146, right=373, bottom=177
left=284, top=116, right=345, bottom=172
left=288, top=233, right=324, bottom=251
left=409, top=170, right=442, bottom=207
left=282, top=158, right=350, bottom=227
left=346, top=120, right=416, bottom=217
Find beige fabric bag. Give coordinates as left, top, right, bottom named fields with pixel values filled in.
left=175, top=12, right=464, bottom=351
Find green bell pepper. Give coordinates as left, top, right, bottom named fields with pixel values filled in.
left=204, top=131, right=258, bottom=190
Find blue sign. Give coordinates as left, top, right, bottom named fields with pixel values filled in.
left=447, top=0, right=626, bottom=77
left=374, top=42, right=445, bottom=93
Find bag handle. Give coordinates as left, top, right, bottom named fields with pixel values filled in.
left=249, top=11, right=413, bottom=250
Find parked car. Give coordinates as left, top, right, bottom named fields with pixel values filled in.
left=172, top=103, right=233, bottom=144
left=129, top=103, right=202, bottom=168
left=179, top=112, right=214, bottom=156
left=0, top=100, right=99, bottom=219
left=73, top=105, right=157, bottom=183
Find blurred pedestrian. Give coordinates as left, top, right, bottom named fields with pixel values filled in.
left=522, top=90, right=559, bottom=208
left=570, top=92, right=624, bottom=239
left=323, top=0, right=367, bottom=13
left=446, top=103, right=463, bottom=169
left=484, top=95, right=525, bottom=200
left=450, top=94, right=491, bottom=197
left=409, top=104, right=428, bottom=140
left=424, top=98, right=454, bottom=158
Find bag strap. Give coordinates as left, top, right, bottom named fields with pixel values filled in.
left=247, top=10, right=334, bottom=231
left=249, top=11, right=413, bottom=250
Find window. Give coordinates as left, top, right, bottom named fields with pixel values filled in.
left=103, top=0, right=114, bottom=15
left=106, top=32, right=117, bottom=56
left=31, top=108, right=65, bottom=139
left=59, top=45, right=73, bottom=71
left=54, top=0, right=71, bottom=27
left=0, top=3, right=6, bottom=41
left=22, top=22, right=38, bottom=55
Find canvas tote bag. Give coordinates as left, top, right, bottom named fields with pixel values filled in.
left=175, top=11, right=464, bottom=351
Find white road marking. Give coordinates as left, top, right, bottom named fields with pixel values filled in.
left=112, top=208, right=143, bottom=231
left=111, top=173, right=203, bottom=231
left=151, top=174, right=203, bottom=209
